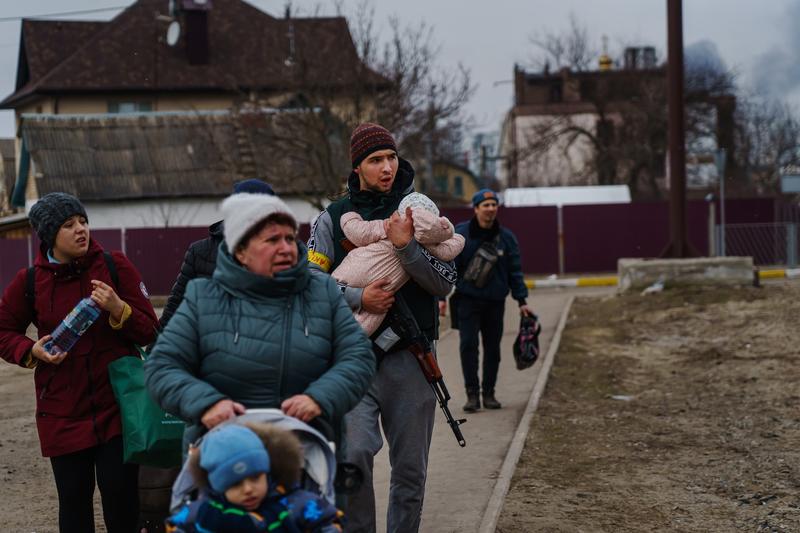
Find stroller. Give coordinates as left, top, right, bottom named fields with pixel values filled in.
left=169, top=408, right=339, bottom=513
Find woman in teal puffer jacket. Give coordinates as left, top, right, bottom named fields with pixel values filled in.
left=145, top=193, right=375, bottom=449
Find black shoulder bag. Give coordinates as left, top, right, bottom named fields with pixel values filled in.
left=462, top=234, right=502, bottom=289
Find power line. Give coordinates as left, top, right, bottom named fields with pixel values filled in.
left=0, top=5, right=128, bottom=23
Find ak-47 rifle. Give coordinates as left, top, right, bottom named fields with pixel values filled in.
left=374, top=294, right=466, bottom=447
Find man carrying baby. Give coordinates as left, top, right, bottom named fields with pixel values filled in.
left=307, top=123, right=456, bottom=533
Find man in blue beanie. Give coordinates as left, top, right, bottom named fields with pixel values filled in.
left=159, top=179, right=274, bottom=328
left=232, top=179, right=275, bottom=196
left=445, top=188, right=532, bottom=412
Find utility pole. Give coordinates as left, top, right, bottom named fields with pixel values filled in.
left=509, top=110, right=518, bottom=188
left=662, top=0, right=696, bottom=257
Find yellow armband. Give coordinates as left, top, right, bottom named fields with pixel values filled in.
left=21, top=350, right=38, bottom=369
left=109, top=302, right=132, bottom=329
left=308, top=250, right=332, bottom=272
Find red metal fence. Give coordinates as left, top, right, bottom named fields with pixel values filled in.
left=0, top=198, right=783, bottom=294
left=124, top=227, right=209, bottom=295
left=444, top=201, right=712, bottom=274
left=0, top=237, right=28, bottom=293
left=441, top=205, right=561, bottom=274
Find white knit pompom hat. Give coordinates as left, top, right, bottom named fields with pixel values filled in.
left=221, top=193, right=297, bottom=251
left=398, top=192, right=439, bottom=217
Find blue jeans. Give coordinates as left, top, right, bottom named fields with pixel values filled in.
left=457, top=295, right=506, bottom=394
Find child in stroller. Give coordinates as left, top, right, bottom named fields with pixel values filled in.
left=166, top=412, right=343, bottom=532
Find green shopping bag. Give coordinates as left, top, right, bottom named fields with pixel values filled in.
left=108, top=350, right=184, bottom=468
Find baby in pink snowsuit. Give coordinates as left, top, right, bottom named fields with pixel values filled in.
left=333, top=192, right=465, bottom=335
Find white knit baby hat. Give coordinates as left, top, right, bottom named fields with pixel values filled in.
left=398, top=192, right=439, bottom=217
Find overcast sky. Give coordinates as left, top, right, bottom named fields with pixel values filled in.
left=0, top=0, right=797, bottom=138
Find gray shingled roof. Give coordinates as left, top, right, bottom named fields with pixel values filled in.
left=21, top=110, right=349, bottom=201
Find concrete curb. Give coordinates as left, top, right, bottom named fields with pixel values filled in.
left=478, top=294, right=575, bottom=533
left=526, top=276, right=617, bottom=288
left=525, top=268, right=800, bottom=289
left=759, top=268, right=800, bottom=279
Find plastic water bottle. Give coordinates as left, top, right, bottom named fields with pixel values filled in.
left=44, top=297, right=102, bottom=354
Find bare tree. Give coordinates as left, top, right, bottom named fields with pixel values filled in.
left=513, top=61, right=668, bottom=195
left=529, top=13, right=595, bottom=72
left=516, top=17, right=740, bottom=198
left=236, top=0, right=474, bottom=205
left=234, top=107, right=351, bottom=210
left=350, top=5, right=474, bottom=174
left=734, top=96, right=800, bottom=193
left=182, top=0, right=473, bottom=208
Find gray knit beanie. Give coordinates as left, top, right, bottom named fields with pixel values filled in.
left=28, top=192, right=88, bottom=247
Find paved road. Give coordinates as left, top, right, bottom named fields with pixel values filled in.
left=369, top=286, right=614, bottom=533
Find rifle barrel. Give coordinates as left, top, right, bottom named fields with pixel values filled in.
left=430, top=383, right=467, bottom=447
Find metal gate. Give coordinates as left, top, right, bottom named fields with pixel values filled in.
left=718, top=222, right=798, bottom=267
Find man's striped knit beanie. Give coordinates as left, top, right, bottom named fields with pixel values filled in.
left=350, top=123, right=397, bottom=168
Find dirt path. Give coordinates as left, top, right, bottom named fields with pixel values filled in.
left=0, top=329, right=114, bottom=532
left=498, top=281, right=800, bottom=532
left=0, top=364, right=61, bottom=532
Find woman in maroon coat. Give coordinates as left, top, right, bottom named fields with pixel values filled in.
left=0, top=193, right=159, bottom=533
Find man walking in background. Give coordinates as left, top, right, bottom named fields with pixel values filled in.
left=159, top=179, right=274, bottom=328
left=447, top=188, right=532, bottom=412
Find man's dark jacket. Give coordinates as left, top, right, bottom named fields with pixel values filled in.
left=454, top=218, right=528, bottom=304
left=160, top=221, right=223, bottom=328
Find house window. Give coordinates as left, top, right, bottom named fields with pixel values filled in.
left=108, top=101, right=153, bottom=113
left=434, top=175, right=448, bottom=193
left=454, top=175, right=463, bottom=196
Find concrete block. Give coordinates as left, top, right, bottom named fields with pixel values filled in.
left=617, top=256, right=754, bottom=292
